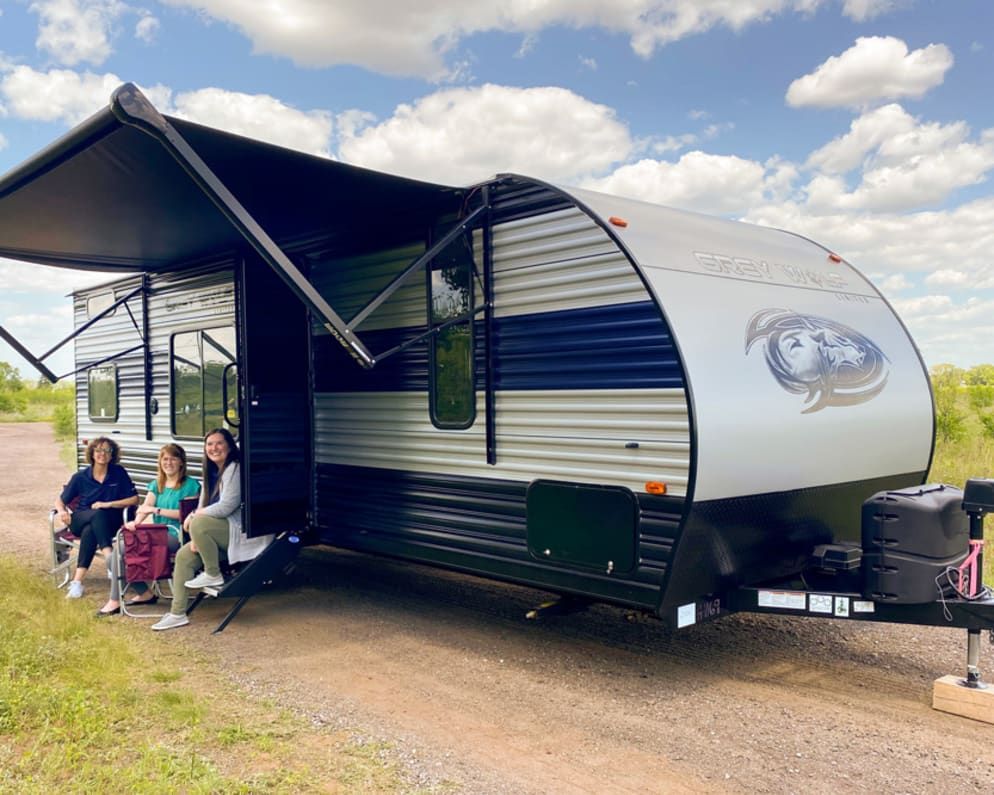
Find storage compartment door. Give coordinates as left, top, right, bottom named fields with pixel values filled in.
left=526, top=480, right=637, bottom=574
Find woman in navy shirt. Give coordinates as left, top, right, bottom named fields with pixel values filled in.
left=55, top=436, right=139, bottom=599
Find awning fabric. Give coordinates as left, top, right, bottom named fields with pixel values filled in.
left=0, top=100, right=462, bottom=272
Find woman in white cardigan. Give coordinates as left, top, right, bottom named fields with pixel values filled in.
left=152, top=427, right=273, bottom=631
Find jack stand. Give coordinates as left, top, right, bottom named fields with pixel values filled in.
left=525, top=594, right=591, bottom=620
left=933, top=479, right=994, bottom=722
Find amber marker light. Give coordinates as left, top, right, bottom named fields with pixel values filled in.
left=645, top=481, right=666, bottom=495
left=609, top=216, right=628, bottom=227
left=828, top=252, right=842, bottom=262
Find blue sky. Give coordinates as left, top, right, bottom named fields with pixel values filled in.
left=1, top=0, right=993, bottom=378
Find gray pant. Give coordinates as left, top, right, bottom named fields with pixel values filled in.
left=169, top=514, right=230, bottom=615
left=106, top=532, right=181, bottom=600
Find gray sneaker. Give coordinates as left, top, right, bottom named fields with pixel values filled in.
left=151, top=613, right=189, bottom=631
left=66, top=581, right=84, bottom=599
left=184, top=571, right=225, bottom=589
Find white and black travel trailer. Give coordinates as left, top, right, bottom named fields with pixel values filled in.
left=2, top=84, right=993, bottom=669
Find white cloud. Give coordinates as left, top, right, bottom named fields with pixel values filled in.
left=888, top=294, right=994, bottom=369
left=0, top=131, right=7, bottom=150
left=0, top=67, right=332, bottom=154
left=926, top=264, right=994, bottom=290
left=801, top=105, right=994, bottom=212
left=877, top=272, right=913, bottom=293
left=337, top=84, right=632, bottom=184
left=583, top=151, right=770, bottom=215
left=786, top=36, right=952, bottom=109
left=841, top=0, right=900, bottom=21
left=171, top=88, right=334, bottom=156
left=0, top=257, right=111, bottom=295
left=162, top=1, right=867, bottom=80
left=0, top=65, right=125, bottom=124
left=135, top=14, right=160, bottom=43
left=743, top=197, right=994, bottom=282
left=30, top=0, right=127, bottom=67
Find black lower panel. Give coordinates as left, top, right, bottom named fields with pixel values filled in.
left=662, top=471, right=928, bottom=611
left=314, top=463, right=682, bottom=610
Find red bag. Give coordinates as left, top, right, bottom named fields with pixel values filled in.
left=122, top=525, right=172, bottom=582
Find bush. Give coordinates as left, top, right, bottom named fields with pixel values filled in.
left=52, top=402, right=76, bottom=441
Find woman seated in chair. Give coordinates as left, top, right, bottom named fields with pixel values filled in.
left=55, top=436, right=139, bottom=599
left=96, top=443, right=200, bottom=616
left=152, top=428, right=273, bottom=631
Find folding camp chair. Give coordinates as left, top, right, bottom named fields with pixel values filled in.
left=116, top=523, right=175, bottom=618
left=118, top=495, right=199, bottom=617
left=49, top=501, right=133, bottom=588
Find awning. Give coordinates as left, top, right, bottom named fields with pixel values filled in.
left=0, top=86, right=462, bottom=272
left=0, top=83, right=470, bottom=370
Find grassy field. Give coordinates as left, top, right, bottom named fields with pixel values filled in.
left=0, top=557, right=438, bottom=794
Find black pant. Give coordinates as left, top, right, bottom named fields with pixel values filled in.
left=70, top=509, right=121, bottom=569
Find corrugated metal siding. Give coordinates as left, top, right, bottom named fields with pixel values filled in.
left=493, top=302, right=683, bottom=390
left=314, top=463, right=679, bottom=607
left=315, top=389, right=689, bottom=496
left=73, top=267, right=236, bottom=489
left=483, top=206, right=647, bottom=316
left=307, top=242, right=427, bottom=330
left=73, top=276, right=149, bottom=476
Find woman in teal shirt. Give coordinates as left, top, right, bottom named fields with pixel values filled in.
left=96, top=444, right=200, bottom=616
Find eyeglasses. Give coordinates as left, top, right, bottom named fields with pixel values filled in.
left=93, top=447, right=112, bottom=454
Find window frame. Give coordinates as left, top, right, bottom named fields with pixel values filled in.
left=426, top=235, right=476, bottom=430
left=169, top=325, right=239, bottom=439
left=87, top=365, right=119, bottom=422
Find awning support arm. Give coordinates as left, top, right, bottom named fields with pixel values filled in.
left=374, top=305, right=486, bottom=363
left=348, top=203, right=487, bottom=329
left=0, top=283, right=144, bottom=383
left=109, top=82, right=376, bottom=369
left=0, top=325, right=58, bottom=383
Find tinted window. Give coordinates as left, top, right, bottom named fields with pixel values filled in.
left=87, top=366, right=118, bottom=421
left=171, top=326, right=238, bottom=437
left=428, top=236, right=475, bottom=428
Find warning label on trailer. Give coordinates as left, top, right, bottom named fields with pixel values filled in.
left=757, top=590, right=806, bottom=610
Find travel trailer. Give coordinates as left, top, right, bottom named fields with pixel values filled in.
left=2, top=85, right=993, bottom=673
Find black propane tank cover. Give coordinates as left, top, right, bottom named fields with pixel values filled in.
left=860, top=484, right=970, bottom=604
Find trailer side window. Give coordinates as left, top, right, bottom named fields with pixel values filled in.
left=428, top=236, right=475, bottom=429
left=87, top=366, right=118, bottom=422
left=171, top=326, right=238, bottom=437
left=86, top=291, right=116, bottom=320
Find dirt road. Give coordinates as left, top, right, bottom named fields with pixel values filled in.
left=4, top=422, right=994, bottom=794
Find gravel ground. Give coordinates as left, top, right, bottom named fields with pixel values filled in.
left=4, top=421, right=994, bottom=794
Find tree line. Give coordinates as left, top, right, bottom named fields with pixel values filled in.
left=2, top=359, right=992, bottom=443
left=931, top=363, right=994, bottom=442
left=0, top=361, right=75, bottom=437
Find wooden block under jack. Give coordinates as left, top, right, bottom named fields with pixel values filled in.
left=932, top=674, right=994, bottom=724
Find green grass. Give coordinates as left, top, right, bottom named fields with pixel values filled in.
left=0, top=557, right=440, bottom=795
left=928, top=412, right=994, bottom=584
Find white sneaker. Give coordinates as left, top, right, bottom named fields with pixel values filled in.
left=66, top=581, right=84, bottom=599
left=184, top=571, right=225, bottom=589
left=151, top=613, right=189, bottom=631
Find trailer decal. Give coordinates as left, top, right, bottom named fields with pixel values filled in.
left=745, top=308, right=890, bottom=413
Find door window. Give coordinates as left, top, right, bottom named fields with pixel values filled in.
left=171, top=326, right=238, bottom=437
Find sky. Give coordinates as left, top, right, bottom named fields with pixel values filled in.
left=1, top=0, right=993, bottom=380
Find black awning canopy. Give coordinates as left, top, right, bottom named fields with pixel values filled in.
left=0, top=101, right=462, bottom=272
left=0, top=83, right=472, bottom=373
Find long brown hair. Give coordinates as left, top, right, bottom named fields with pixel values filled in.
left=204, top=428, right=239, bottom=500
left=156, top=443, right=189, bottom=493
